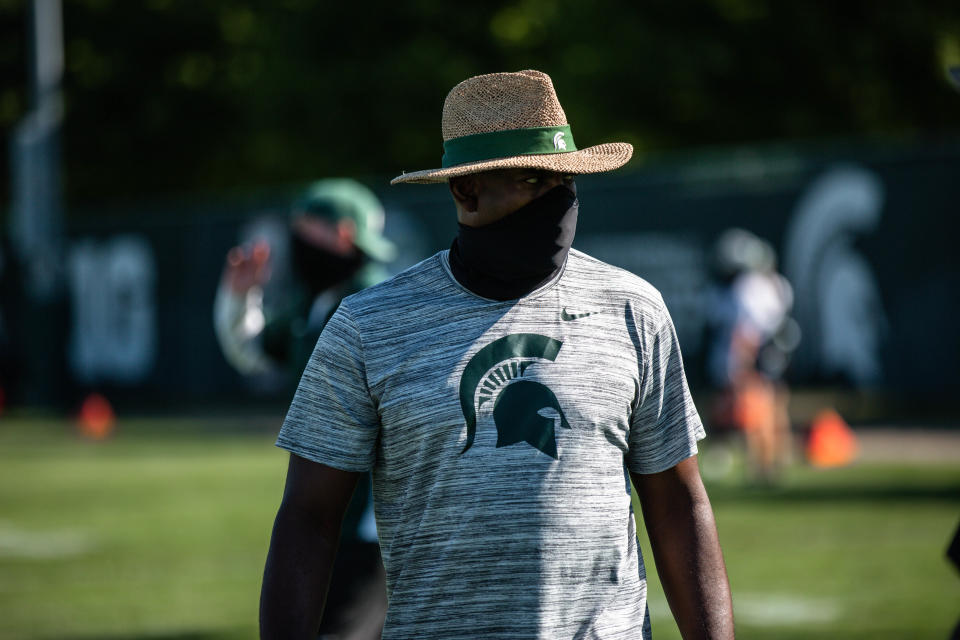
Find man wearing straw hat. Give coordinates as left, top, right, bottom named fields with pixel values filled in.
left=261, top=70, right=734, bottom=639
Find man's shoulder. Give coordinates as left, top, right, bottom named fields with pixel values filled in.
left=566, top=249, right=667, bottom=314
left=340, top=251, right=448, bottom=316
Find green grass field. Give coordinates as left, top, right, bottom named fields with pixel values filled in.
left=0, top=415, right=957, bottom=639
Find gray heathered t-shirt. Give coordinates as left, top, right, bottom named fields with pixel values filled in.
left=277, top=248, right=705, bottom=639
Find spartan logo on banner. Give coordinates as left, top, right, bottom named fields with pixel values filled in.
left=784, top=165, right=888, bottom=386
left=68, top=235, right=157, bottom=384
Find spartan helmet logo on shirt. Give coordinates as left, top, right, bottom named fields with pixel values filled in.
left=458, top=334, right=571, bottom=459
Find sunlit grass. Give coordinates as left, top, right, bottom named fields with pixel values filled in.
left=1, top=416, right=957, bottom=639
left=637, top=445, right=960, bottom=639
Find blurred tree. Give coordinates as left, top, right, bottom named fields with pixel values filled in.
left=0, top=0, right=958, bottom=210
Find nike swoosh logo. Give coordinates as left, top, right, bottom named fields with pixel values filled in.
left=560, top=308, right=600, bottom=321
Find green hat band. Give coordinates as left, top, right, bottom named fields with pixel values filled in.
left=441, top=125, right=577, bottom=168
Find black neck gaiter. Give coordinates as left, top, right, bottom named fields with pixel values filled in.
left=449, top=184, right=578, bottom=301
left=290, top=231, right=365, bottom=296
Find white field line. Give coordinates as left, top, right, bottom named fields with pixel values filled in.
left=649, top=592, right=841, bottom=626
left=0, top=521, right=97, bottom=559
left=734, top=592, right=842, bottom=625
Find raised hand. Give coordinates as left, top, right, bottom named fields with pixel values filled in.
left=223, top=240, right=271, bottom=294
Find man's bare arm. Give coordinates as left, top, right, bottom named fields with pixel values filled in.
left=632, top=456, right=734, bottom=640
left=260, top=453, right=361, bottom=640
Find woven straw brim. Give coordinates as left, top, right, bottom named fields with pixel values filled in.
left=390, top=142, right=633, bottom=185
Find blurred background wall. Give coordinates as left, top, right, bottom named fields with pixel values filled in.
left=1, top=0, right=958, bottom=421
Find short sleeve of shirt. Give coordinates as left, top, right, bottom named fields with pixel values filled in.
left=275, top=302, right=380, bottom=472
left=627, top=300, right=706, bottom=475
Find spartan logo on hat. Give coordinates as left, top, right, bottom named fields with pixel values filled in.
left=458, top=333, right=571, bottom=459
left=553, top=131, right=566, bottom=151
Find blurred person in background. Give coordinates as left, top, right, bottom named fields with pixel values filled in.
left=706, top=228, right=799, bottom=483
left=214, top=178, right=394, bottom=640
left=215, top=179, right=395, bottom=379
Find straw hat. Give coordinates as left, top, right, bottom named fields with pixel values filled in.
left=390, top=70, right=633, bottom=185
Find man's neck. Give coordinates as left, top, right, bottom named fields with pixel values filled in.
left=447, top=238, right=560, bottom=301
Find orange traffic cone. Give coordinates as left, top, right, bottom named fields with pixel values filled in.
left=806, top=408, right=857, bottom=468
left=77, top=393, right=116, bottom=440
